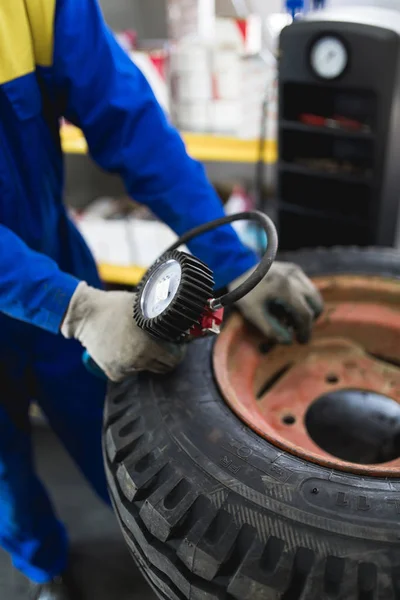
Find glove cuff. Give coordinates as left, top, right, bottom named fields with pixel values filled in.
left=61, top=281, right=98, bottom=339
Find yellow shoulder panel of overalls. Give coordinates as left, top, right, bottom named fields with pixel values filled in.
left=0, top=0, right=56, bottom=85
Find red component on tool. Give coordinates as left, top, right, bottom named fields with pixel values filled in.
left=299, top=113, right=326, bottom=127
left=190, top=306, right=225, bottom=338
left=299, top=112, right=365, bottom=132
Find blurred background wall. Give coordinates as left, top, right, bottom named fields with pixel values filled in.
left=99, top=0, right=168, bottom=39
left=98, top=0, right=284, bottom=37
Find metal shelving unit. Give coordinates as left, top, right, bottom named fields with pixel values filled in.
left=277, top=10, right=400, bottom=251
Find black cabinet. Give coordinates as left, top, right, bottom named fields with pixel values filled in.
left=277, top=8, right=400, bottom=250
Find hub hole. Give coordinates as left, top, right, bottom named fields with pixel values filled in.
left=283, top=414, right=296, bottom=425
left=305, top=389, right=400, bottom=465
left=326, top=373, right=339, bottom=384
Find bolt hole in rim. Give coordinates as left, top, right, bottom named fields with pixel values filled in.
left=213, top=275, right=400, bottom=476
left=326, top=373, right=339, bottom=384
left=283, top=414, right=296, bottom=425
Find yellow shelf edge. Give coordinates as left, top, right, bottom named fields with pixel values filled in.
left=61, top=125, right=277, bottom=163
left=98, top=263, right=146, bottom=286
left=183, top=132, right=277, bottom=163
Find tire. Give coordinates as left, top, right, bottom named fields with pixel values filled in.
left=103, top=247, right=400, bottom=600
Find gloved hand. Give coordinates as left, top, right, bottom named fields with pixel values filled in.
left=61, top=282, right=185, bottom=382
left=229, top=262, right=324, bottom=344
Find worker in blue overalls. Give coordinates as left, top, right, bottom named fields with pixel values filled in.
left=1, top=1, right=323, bottom=598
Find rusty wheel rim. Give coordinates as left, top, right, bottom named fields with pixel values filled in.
left=214, top=275, right=400, bottom=476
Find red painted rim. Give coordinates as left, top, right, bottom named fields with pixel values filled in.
left=213, top=275, right=400, bottom=476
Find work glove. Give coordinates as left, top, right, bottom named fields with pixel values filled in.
left=229, top=262, right=324, bottom=344
left=61, top=282, right=185, bottom=382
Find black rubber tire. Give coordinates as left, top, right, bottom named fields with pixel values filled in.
left=104, top=247, right=400, bottom=600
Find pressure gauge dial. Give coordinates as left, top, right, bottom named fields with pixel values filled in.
left=140, top=259, right=182, bottom=319
left=310, top=36, right=348, bottom=80
left=134, top=250, right=216, bottom=342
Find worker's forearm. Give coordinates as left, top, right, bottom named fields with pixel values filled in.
left=0, top=225, right=79, bottom=332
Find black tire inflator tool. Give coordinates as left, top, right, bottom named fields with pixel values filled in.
left=83, top=210, right=278, bottom=377
left=133, top=210, right=278, bottom=343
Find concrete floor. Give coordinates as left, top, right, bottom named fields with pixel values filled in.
left=0, top=423, right=157, bottom=600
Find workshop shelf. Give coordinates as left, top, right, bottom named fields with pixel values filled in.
left=280, top=119, right=374, bottom=140
left=277, top=56, right=381, bottom=249
left=282, top=83, right=377, bottom=131
left=61, top=124, right=277, bottom=164
left=281, top=129, right=374, bottom=169
left=279, top=200, right=369, bottom=225
left=279, top=170, right=372, bottom=218
left=279, top=161, right=373, bottom=185
left=278, top=205, right=371, bottom=249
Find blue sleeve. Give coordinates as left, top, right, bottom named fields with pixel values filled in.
left=52, top=0, right=257, bottom=289
left=0, top=225, right=79, bottom=333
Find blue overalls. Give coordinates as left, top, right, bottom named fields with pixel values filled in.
left=0, top=0, right=257, bottom=583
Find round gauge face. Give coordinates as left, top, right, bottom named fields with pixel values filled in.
left=140, top=259, right=182, bottom=319
left=310, top=36, right=348, bottom=80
